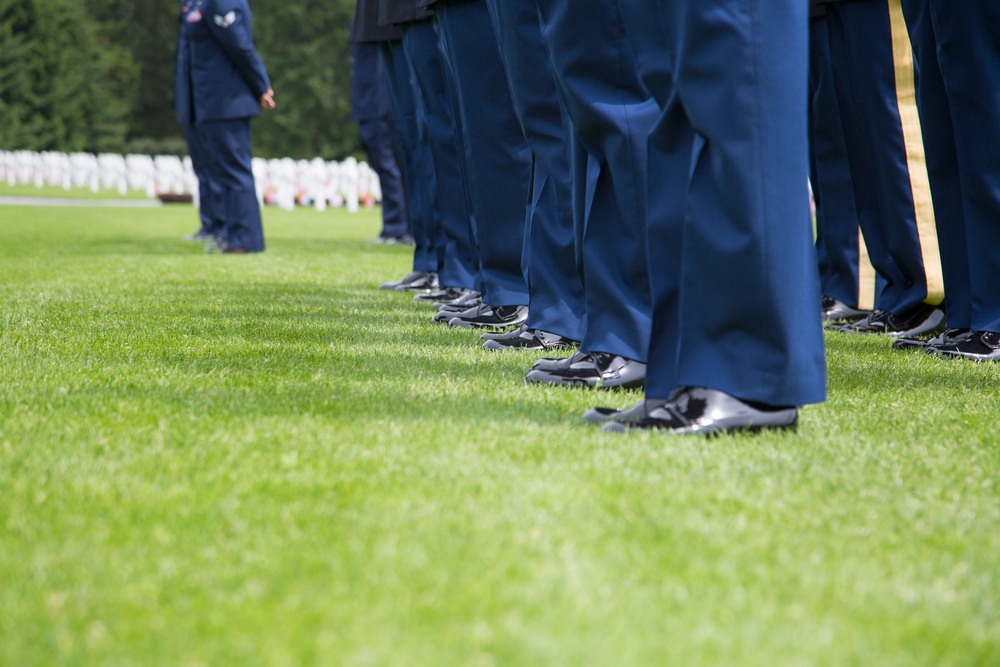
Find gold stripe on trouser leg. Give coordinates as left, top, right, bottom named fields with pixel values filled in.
left=887, top=0, right=945, bottom=305
left=858, top=231, right=877, bottom=312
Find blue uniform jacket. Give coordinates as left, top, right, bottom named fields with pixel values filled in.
left=177, top=0, right=271, bottom=123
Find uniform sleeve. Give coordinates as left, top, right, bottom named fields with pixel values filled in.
left=205, top=0, right=272, bottom=97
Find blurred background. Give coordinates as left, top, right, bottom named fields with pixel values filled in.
left=0, top=0, right=361, bottom=160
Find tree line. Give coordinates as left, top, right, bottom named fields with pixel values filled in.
left=0, top=0, right=361, bottom=159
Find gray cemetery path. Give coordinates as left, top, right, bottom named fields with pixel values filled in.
left=0, top=196, right=163, bottom=208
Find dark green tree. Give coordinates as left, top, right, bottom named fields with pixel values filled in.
left=92, top=0, right=180, bottom=148
left=0, top=0, right=42, bottom=147
left=0, top=0, right=132, bottom=151
left=251, top=0, right=360, bottom=159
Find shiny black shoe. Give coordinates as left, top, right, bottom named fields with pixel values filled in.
left=926, top=330, right=1000, bottom=362
left=525, top=352, right=645, bottom=390
left=436, top=300, right=483, bottom=318
left=415, top=286, right=467, bottom=303
left=531, top=351, right=581, bottom=372
left=828, top=309, right=885, bottom=332
left=835, top=303, right=945, bottom=337
left=449, top=305, right=528, bottom=329
left=435, top=293, right=483, bottom=316
left=435, top=301, right=488, bottom=323
left=482, top=327, right=578, bottom=351
left=583, top=398, right=668, bottom=424
left=434, top=289, right=480, bottom=309
left=601, top=387, right=798, bottom=435
left=892, top=328, right=972, bottom=351
left=481, top=324, right=527, bottom=342
left=380, top=271, right=438, bottom=291
left=822, top=295, right=870, bottom=322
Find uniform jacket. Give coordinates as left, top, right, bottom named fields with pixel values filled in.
left=812, top=0, right=875, bottom=16
left=177, top=0, right=271, bottom=123
left=354, top=0, right=403, bottom=42
left=378, top=0, right=434, bottom=26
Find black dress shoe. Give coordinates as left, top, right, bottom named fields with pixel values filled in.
left=222, top=246, right=253, bottom=254
left=821, top=295, right=870, bottom=322
left=583, top=398, right=667, bottom=424
left=892, top=328, right=972, bottom=351
left=379, top=271, right=438, bottom=291
left=834, top=303, right=945, bottom=337
left=395, top=272, right=437, bottom=292
left=436, top=297, right=483, bottom=315
left=482, top=327, right=578, bottom=351
left=434, top=289, right=480, bottom=309
left=601, top=387, right=798, bottom=435
left=415, top=286, right=466, bottom=303
left=531, top=351, right=580, bottom=371
left=481, top=323, right=526, bottom=342
left=525, top=352, right=645, bottom=390
left=434, top=301, right=488, bottom=323
left=449, top=305, right=528, bottom=329
left=926, top=330, right=1000, bottom=361
left=384, top=233, right=415, bottom=246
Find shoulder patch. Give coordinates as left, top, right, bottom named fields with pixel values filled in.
left=214, top=10, right=236, bottom=28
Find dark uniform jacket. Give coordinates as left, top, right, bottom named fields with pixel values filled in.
left=378, top=0, right=434, bottom=26
left=354, top=0, right=403, bottom=42
left=179, top=0, right=271, bottom=123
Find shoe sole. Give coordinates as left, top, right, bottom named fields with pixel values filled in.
left=596, top=377, right=645, bottom=391
left=891, top=339, right=929, bottom=351
left=449, top=318, right=526, bottom=330
left=927, top=349, right=1000, bottom=362
left=601, top=418, right=798, bottom=435
left=482, top=340, right=543, bottom=351
left=525, top=371, right=598, bottom=388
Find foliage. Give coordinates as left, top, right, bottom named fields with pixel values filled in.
left=252, top=0, right=359, bottom=160
left=0, top=0, right=42, bottom=148
left=0, top=0, right=35, bottom=147
left=0, top=0, right=131, bottom=152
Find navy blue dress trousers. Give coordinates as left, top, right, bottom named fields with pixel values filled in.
left=532, top=0, right=656, bottom=362
left=625, top=0, right=827, bottom=407
left=483, top=0, right=585, bottom=341
left=401, top=19, right=479, bottom=290
left=351, top=39, right=411, bottom=240
left=821, top=0, right=943, bottom=314
left=433, top=0, right=531, bottom=308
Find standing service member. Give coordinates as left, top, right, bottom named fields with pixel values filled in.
left=176, top=0, right=274, bottom=254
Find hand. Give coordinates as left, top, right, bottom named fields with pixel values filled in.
left=259, top=87, right=275, bottom=110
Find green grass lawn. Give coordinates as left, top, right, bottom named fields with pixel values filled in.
left=0, top=182, right=153, bottom=200
left=0, top=202, right=997, bottom=666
